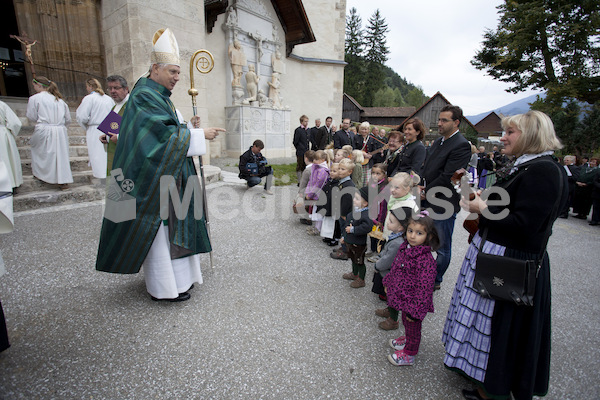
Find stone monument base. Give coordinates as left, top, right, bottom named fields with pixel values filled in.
left=225, top=105, right=291, bottom=158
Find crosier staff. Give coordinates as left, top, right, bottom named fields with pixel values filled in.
left=188, top=49, right=216, bottom=268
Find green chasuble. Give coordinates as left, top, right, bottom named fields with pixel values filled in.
left=96, top=77, right=211, bottom=274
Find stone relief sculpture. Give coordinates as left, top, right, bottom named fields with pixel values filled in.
left=268, top=72, right=282, bottom=109
left=226, top=6, right=238, bottom=27
left=228, top=39, right=247, bottom=87
left=257, top=89, right=269, bottom=108
left=272, top=50, right=286, bottom=75
left=243, top=64, right=259, bottom=104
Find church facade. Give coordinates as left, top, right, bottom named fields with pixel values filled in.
left=3, top=0, right=346, bottom=159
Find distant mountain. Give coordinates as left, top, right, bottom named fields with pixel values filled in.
left=467, top=93, right=546, bottom=125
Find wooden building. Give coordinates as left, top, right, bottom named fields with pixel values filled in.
left=342, top=93, right=415, bottom=126
left=400, top=92, right=478, bottom=144
left=474, top=111, right=503, bottom=139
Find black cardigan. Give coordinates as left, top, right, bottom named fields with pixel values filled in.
left=393, top=140, right=426, bottom=176
left=479, top=156, right=568, bottom=253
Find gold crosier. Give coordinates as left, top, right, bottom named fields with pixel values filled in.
left=188, top=49, right=215, bottom=268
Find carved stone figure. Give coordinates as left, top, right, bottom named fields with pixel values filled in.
left=228, top=39, right=247, bottom=87
left=272, top=50, right=285, bottom=75
left=257, top=89, right=270, bottom=108
left=226, top=6, right=238, bottom=27
left=268, top=72, right=282, bottom=109
left=245, top=64, right=259, bottom=102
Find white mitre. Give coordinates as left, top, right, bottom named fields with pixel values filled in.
left=150, top=28, right=180, bottom=66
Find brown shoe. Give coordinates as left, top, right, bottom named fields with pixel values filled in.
left=378, top=317, right=399, bottom=330
left=349, top=278, right=365, bottom=288
left=342, top=272, right=357, bottom=280
left=330, top=250, right=348, bottom=260
left=375, top=308, right=390, bottom=318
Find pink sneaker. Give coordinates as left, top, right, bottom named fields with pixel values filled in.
left=389, top=336, right=407, bottom=350
left=387, top=349, right=415, bottom=366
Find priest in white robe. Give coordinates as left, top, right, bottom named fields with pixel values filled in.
left=0, top=101, right=23, bottom=189
left=76, top=78, right=115, bottom=179
left=26, top=77, right=73, bottom=188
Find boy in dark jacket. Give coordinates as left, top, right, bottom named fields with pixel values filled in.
left=330, top=158, right=356, bottom=259
left=341, top=186, right=374, bottom=288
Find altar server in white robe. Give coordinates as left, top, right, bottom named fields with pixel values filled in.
left=26, top=76, right=73, bottom=189
left=0, top=161, right=14, bottom=351
left=0, top=101, right=23, bottom=189
left=76, top=78, right=115, bottom=179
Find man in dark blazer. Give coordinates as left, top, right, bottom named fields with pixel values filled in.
left=293, top=114, right=310, bottom=182
left=309, top=118, right=321, bottom=151
left=421, top=105, right=472, bottom=289
left=316, top=116, right=334, bottom=150
left=333, top=118, right=354, bottom=149
left=559, top=155, right=580, bottom=218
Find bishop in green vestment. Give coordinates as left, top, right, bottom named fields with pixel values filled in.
left=95, top=28, right=223, bottom=302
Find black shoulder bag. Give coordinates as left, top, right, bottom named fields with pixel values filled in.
left=473, top=159, right=563, bottom=306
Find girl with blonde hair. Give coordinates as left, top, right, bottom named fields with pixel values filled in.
left=26, top=76, right=73, bottom=189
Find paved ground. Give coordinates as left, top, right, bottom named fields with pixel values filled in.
left=0, top=177, right=599, bottom=399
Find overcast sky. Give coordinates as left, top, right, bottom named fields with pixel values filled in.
left=346, top=0, right=544, bottom=116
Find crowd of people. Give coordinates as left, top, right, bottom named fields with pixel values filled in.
left=0, top=24, right=596, bottom=400
left=293, top=106, right=573, bottom=400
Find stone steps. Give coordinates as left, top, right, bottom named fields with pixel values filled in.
left=14, top=185, right=106, bottom=211
left=18, top=145, right=89, bottom=159
left=18, top=171, right=101, bottom=193
left=17, top=123, right=87, bottom=136
left=15, top=135, right=88, bottom=147
left=4, top=97, right=221, bottom=212
left=21, top=156, right=91, bottom=175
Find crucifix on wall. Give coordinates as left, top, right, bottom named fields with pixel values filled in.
left=10, top=32, right=39, bottom=77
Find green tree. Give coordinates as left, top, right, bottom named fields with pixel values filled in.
left=463, top=125, right=480, bottom=147
left=529, top=96, right=600, bottom=157
left=344, top=7, right=367, bottom=104
left=373, top=87, right=406, bottom=107
left=345, top=7, right=364, bottom=57
left=364, top=9, right=389, bottom=65
left=405, top=87, right=428, bottom=109
left=472, top=0, right=600, bottom=104
left=362, top=9, right=389, bottom=106
left=575, top=104, right=600, bottom=156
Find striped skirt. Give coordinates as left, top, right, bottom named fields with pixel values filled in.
left=441, top=232, right=505, bottom=382
left=361, top=164, right=370, bottom=187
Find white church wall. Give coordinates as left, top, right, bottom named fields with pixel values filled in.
left=102, top=0, right=346, bottom=161
left=101, top=0, right=212, bottom=160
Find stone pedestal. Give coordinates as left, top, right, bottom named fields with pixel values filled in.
left=225, top=105, right=291, bottom=158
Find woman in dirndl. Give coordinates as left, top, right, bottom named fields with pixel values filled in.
left=442, top=111, right=568, bottom=400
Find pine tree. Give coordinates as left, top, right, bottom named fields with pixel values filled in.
left=362, top=9, right=389, bottom=106
left=364, top=9, right=389, bottom=64
left=345, top=7, right=363, bottom=57
left=344, top=7, right=367, bottom=105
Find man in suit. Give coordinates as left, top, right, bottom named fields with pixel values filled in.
left=316, top=116, right=334, bottom=150
left=421, top=105, right=471, bottom=289
left=559, top=155, right=580, bottom=218
left=293, top=114, right=310, bottom=182
left=309, top=118, right=321, bottom=151
left=333, top=118, right=354, bottom=149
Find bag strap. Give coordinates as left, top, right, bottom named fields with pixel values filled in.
left=478, top=158, right=564, bottom=263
